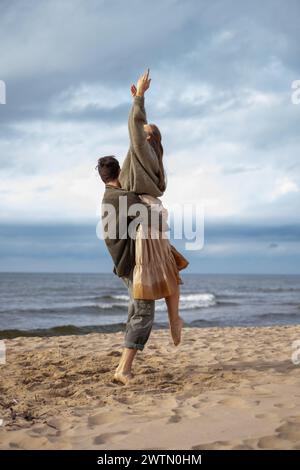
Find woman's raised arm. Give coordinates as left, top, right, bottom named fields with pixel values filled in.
left=128, top=95, right=148, bottom=149
left=128, top=69, right=152, bottom=151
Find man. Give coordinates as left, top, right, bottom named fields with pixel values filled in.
left=97, top=155, right=158, bottom=385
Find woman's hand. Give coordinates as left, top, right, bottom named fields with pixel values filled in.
left=131, top=84, right=137, bottom=97
left=135, top=69, right=151, bottom=97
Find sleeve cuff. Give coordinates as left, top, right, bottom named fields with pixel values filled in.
left=134, top=95, right=145, bottom=105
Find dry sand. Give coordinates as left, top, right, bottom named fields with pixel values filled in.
left=1, top=325, right=300, bottom=450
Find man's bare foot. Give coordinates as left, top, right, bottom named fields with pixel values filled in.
left=113, top=371, right=133, bottom=385
left=170, top=316, right=184, bottom=346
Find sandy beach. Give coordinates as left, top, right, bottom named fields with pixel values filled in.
left=1, top=325, right=300, bottom=450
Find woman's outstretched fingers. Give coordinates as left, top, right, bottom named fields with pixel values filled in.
left=141, top=69, right=149, bottom=81
left=136, top=69, right=151, bottom=96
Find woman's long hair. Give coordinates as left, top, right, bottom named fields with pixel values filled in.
left=147, top=123, right=166, bottom=193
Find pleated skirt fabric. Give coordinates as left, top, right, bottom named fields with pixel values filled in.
left=132, top=195, right=186, bottom=300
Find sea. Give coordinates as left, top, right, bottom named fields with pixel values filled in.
left=0, top=273, right=300, bottom=339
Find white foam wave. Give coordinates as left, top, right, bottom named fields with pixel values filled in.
left=96, top=293, right=217, bottom=311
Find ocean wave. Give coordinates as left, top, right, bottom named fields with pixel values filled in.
left=93, top=293, right=218, bottom=312
left=0, top=323, right=127, bottom=340
left=87, top=292, right=217, bottom=303
left=256, top=287, right=300, bottom=293
left=0, top=303, right=128, bottom=316
left=156, top=293, right=217, bottom=311
left=0, top=321, right=172, bottom=340
left=95, top=302, right=127, bottom=310
left=0, top=292, right=220, bottom=315
left=215, top=301, right=240, bottom=307
left=90, top=294, right=129, bottom=302
left=112, top=294, right=130, bottom=301
left=255, top=312, right=300, bottom=320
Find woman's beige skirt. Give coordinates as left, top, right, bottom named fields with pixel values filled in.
left=132, top=195, right=188, bottom=300
left=133, top=228, right=182, bottom=300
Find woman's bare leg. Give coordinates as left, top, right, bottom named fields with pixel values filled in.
left=114, top=348, right=137, bottom=385
left=165, top=285, right=183, bottom=346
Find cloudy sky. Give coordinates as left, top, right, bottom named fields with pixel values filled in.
left=0, top=0, right=299, bottom=273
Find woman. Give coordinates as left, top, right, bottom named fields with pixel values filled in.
left=119, top=69, right=188, bottom=346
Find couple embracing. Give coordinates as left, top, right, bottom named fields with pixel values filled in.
left=97, top=70, right=188, bottom=385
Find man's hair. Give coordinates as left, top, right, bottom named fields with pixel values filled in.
left=96, top=156, right=120, bottom=183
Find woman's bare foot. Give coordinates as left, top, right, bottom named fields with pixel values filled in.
left=113, top=371, right=133, bottom=385
left=170, top=316, right=184, bottom=346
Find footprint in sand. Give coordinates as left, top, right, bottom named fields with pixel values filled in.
left=96, top=367, right=111, bottom=373
left=192, top=440, right=240, bottom=450
left=276, top=416, right=300, bottom=441
left=107, top=351, right=122, bottom=357
left=257, top=435, right=291, bottom=450
left=255, top=412, right=277, bottom=420
left=88, top=411, right=122, bottom=427
left=218, top=397, right=252, bottom=409
left=168, top=413, right=181, bottom=424
left=140, top=366, right=159, bottom=374
left=273, top=402, right=295, bottom=409
left=9, top=442, right=20, bottom=449
left=256, top=416, right=300, bottom=449
left=93, top=430, right=128, bottom=445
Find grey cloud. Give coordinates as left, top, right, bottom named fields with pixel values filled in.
left=1, top=0, right=299, bottom=122
left=0, top=0, right=299, bottom=233
left=221, top=165, right=262, bottom=175
left=0, top=0, right=198, bottom=114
